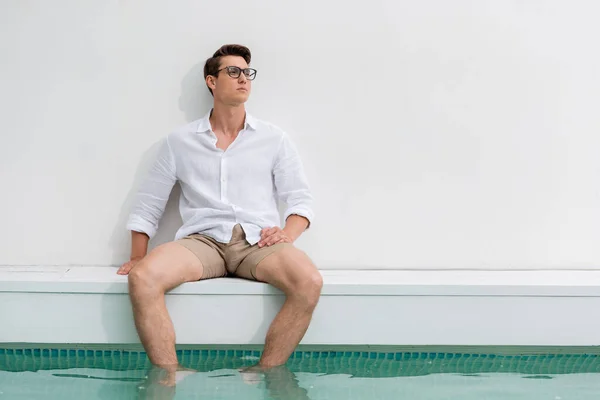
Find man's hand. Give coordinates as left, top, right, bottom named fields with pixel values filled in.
left=117, top=256, right=143, bottom=275
left=259, top=227, right=292, bottom=248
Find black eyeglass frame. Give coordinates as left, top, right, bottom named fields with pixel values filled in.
left=215, top=66, right=257, bottom=80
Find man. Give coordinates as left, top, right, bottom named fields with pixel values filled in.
left=117, top=44, right=322, bottom=378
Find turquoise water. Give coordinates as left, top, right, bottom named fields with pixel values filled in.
left=2, top=347, right=600, bottom=399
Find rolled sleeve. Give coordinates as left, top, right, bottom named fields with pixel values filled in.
left=125, top=137, right=177, bottom=239
left=273, top=132, right=314, bottom=228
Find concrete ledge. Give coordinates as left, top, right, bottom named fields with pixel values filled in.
left=2, top=267, right=600, bottom=346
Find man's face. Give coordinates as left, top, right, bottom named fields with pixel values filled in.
left=209, top=55, right=253, bottom=105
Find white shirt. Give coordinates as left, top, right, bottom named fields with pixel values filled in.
left=126, top=111, right=314, bottom=245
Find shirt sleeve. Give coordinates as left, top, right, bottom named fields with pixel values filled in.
left=273, top=132, right=314, bottom=228
left=126, top=137, right=177, bottom=238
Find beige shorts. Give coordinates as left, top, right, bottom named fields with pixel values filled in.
left=175, top=224, right=292, bottom=281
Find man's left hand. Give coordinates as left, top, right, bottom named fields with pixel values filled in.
left=259, top=226, right=292, bottom=248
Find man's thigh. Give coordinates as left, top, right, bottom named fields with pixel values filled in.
left=232, top=242, right=294, bottom=281
left=252, top=245, right=319, bottom=291
left=132, top=242, right=204, bottom=292
left=175, top=234, right=227, bottom=281
left=133, top=238, right=225, bottom=292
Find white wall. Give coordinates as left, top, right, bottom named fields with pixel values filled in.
left=1, top=0, right=599, bottom=269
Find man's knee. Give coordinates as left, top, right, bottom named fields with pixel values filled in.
left=281, top=255, right=323, bottom=309
left=299, top=269, right=323, bottom=309
left=128, top=258, right=163, bottom=296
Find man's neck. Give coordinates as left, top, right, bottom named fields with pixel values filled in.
left=209, top=104, right=246, bottom=137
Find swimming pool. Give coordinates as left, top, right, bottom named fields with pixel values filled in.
left=2, top=345, right=600, bottom=399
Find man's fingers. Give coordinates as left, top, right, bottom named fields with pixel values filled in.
left=259, top=227, right=280, bottom=246
left=266, top=234, right=290, bottom=247
left=117, top=261, right=134, bottom=275
left=259, top=233, right=277, bottom=247
left=261, top=227, right=277, bottom=239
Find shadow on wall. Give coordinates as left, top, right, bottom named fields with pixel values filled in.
left=109, top=62, right=212, bottom=266
left=179, top=61, right=212, bottom=123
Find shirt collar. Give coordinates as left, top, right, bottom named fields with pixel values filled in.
left=196, top=109, right=257, bottom=133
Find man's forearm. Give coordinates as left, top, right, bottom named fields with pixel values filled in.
left=131, top=230, right=150, bottom=260
left=283, top=215, right=310, bottom=242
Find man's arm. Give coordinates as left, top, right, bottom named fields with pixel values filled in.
left=117, top=230, right=149, bottom=274
left=118, top=137, right=177, bottom=273
left=259, top=132, right=314, bottom=247
left=283, top=214, right=310, bottom=242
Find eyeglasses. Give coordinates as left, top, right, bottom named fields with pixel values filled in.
left=217, top=66, right=257, bottom=80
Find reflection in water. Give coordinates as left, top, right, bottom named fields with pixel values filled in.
left=241, top=364, right=311, bottom=400
left=135, top=364, right=311, bottom=400
left=136, top=365, right=176, bottom=400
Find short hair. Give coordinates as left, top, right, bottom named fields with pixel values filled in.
left=203, top=44, right=252, bottom=96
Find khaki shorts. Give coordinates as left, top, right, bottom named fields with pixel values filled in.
left=175, top=224, right=292, bottom=281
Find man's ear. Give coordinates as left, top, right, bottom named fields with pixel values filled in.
left=207, top=76, right=216, bottom=90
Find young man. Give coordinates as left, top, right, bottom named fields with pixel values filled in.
left=117, top=44, right=322, bottom=374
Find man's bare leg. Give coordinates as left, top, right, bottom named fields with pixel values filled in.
left=127, top=242, right=204, bottom=374
left=254, top=247, right=323, bottom=367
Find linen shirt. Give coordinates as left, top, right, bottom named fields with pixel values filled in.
left=126, top=111, right=314, bottom=245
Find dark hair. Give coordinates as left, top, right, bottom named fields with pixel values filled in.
left=203, top=44, right=252, bottom=96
